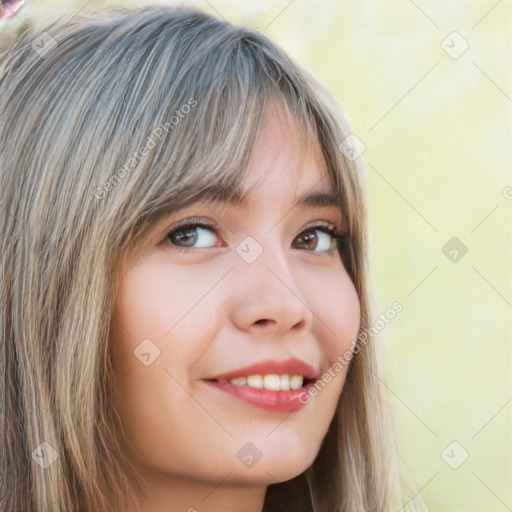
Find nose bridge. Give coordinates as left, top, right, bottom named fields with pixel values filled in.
left=229, top=232, right=314, bottom=333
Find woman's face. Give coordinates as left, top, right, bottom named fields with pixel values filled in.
left=110, top=103, right=360, bottom=492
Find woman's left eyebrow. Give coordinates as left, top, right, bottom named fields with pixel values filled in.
left=294, top=190, right=340, bottom=208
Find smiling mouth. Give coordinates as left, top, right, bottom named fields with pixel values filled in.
left=207, top=374, right=315, bottom=391
left=204, top=358, right=319, bottom=412
left=204, top=374, right=316, bottom=412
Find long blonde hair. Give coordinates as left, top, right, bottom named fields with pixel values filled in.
left=0, top=6, right=425, bottom=511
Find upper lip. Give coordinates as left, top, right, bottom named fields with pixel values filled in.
left=208, top=358, right=319, bottom=381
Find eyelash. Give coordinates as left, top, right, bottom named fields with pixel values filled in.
left=163, top=218, right=347, bottom=254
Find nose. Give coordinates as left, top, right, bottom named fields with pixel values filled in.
left=228, top=240, right=314, bottom=335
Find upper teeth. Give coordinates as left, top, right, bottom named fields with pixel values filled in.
left=229, top=374, right=304, bottom=391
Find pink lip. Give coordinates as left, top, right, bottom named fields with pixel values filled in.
left=205, top=380, right=313, bottom=412
left=204, top=358, right=318, bottom=413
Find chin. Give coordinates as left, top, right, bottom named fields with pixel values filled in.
left=228, top=443, right=319, bottom=485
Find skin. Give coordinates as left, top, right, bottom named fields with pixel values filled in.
left=110, top=102, right=361, bottom=512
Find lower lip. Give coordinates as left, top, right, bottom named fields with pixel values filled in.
left=205, top=380, right=312, bottom=412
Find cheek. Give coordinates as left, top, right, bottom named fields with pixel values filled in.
left=113, top=259, right=203, bottom=341
left=111, top=255, right=225, bottom=359
left=310, top=268, right=361, bottom=363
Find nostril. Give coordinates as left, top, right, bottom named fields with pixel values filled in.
left=254, top=319, right=272, bottom=325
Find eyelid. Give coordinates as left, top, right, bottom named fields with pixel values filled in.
left=300, top=219, right=338, bottom=233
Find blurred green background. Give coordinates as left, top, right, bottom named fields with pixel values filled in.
left=1, top=1, right=510, bottom=510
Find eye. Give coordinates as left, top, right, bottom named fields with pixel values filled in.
left=164, top=219, right=346, bottom=253
left=292, top=225, right=343, bottom=252
left=166, top=221, right=219, bottom=250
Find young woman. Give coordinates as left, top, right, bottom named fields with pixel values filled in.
left=0, top=5, right=426, bottom=512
